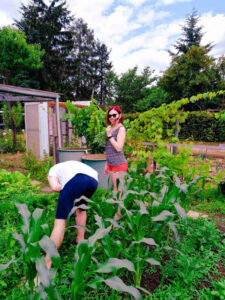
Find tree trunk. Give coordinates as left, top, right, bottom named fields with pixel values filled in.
left=4, top=73, right=17, bottom=150
left=7, top=101, right=17, bottom=149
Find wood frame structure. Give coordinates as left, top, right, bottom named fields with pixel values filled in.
left=0, top=84, right=61, bottom=163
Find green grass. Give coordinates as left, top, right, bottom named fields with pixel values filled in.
left=190, top=187, right=225, bottom=215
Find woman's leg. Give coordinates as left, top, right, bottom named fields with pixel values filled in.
left=75, top=208, right=87, bottom=243
left=109, top=171, right=124, bottom=220
left=46, top=219, right=66, bottom=269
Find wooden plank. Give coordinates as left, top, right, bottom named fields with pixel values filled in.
left=0, top=95, right=54, bottom=102
left=0, top=84, right=59, bottom=98
left=143, top=142, right=225, bottom=150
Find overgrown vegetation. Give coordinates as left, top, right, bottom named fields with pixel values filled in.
left=0, top=130, right=26, bottom=153
left=0, top=167, right=224, bottom=299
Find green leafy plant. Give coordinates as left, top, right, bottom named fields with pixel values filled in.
left=126, top=90, right=225, bottom=182
left=0, top=203, right=61, bottom=299
left=22, top=150, right=53, bottom=182
left=64, top=99, right=106, bottom=153
left=211, top=279, right=225, bottom=299
left=0, top=130, right=25, bottom=153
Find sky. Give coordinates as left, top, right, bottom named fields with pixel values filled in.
left=0, top=0, right=225, bottom=76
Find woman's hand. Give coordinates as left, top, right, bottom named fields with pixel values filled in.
left=104, top=163, right=108, bottom=175
left=108, top=127, right=126, bottom=152
left=106, top=126, right=112, bottom=137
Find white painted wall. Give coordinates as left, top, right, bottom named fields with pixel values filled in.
left=39, top=102, right=49, bottom=158
left=25, top=102, right=49, bottom=158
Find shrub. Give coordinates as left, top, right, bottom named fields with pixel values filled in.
left=22, top=150, right=53, bottom=182
left=0, top=130, right=26, bottom=153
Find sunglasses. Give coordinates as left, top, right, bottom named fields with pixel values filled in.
left=108, top=113, right=118, bottom=118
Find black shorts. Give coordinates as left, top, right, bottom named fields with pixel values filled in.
left=55, top=173, right=98, bottom=219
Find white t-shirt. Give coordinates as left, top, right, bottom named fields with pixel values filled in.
left=48, top=161, right=98, bottom=190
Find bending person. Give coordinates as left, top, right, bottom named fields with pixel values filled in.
left=104, top=106, right=128, bottom=219
left=46, top=160, right=98, bottom=269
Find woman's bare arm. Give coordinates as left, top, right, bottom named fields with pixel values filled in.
left=109, top=127, right=126, bottom=152
left=48, top=176, right=62, bottom=192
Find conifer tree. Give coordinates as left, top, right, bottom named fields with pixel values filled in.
left=15, top=0, right=74, bottom=96
left=95, top=41, right=112, bottom=105
left=69, top=18, right=112, bottom=102
left=170, top=10, right=213, bottom=57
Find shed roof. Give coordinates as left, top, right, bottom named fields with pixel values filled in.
left=0, top=84, right=60, bottom=99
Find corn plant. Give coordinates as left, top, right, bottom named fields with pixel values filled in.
left=71, top=220, right=142, bottom=299
left=1, top=203, right=61, bottom=299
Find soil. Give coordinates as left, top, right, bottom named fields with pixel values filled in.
left=82, top=153, right=106, bottom=160
left=139, top=216, right=225, bottom=294
left=214, top=214, right=225, bottom=234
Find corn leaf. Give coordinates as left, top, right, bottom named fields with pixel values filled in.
left=174, top=203, right=187, bottom=220
left=133, top=237, right=158, bottom=246
left=152, top=210, right=174, bottom=222
left=13, top=233, right=26, bottom=252
left=145, top=258, right=160, bottom=265
left=104, top=276, right=141, bottom=299
left=97, top=258, right=135, bottom=273
left=39, top=236, right=60, bottom=268
left=0, top=257, right=15, bottom=271
left=88, top=226, right=112, bottom=247
left=15, top=203, right=30, bottom=235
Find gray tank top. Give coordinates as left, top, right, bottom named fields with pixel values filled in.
left=105, top=125, right=127, bottom=166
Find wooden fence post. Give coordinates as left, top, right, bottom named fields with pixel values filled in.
left=172, top=118, right=180, bottom=155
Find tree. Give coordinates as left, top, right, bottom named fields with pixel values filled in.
left=15, top=0, right=74, bottom=97
left=114, top=66, right=156, bottom=113
left=170, top=10, right=213, bottom=57
left=0, top=27, right=43, bottom=83
left=94, top=41, right=112, bottom=105
left=69, top=18, right=97, bottom=100
left=69, top=19, right=112, bottom=102
left=159, top=46, right=224, bottom=109
left=133, top=87, right=169, bottom=112
left=0, top=26, right=44, bottom=148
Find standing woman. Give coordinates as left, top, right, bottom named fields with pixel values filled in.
left=104, top=106, right=128, bottom=218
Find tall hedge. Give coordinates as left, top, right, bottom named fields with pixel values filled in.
left=179, top=111, right=225, bottom=142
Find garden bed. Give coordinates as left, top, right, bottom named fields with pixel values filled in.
left=0, top=164, right=224, bottom=299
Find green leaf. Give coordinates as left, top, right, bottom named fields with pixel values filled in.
left=145, top=258, right=160, bottom=266
left=174, top=203, right=187, bottom=220
left=168, top=223, right=180, bottom=243
left=28, top=208, right=44, bottom=243
left=104, top=276, right=141, bottom=299
left=105, top=218, right=124, bottom=229
left=39, top=236, right=60, bottom=268
left=15, top=203, right=31, bottom=235
left=152, top=210, right=174, bottom=222
left=88, top=226, right=112, bottom=247
left=133, top=237, right=158, bottom=246
left=35, top=257, right=57, bottom=288
left=97, top=258, right=135, bottom=273
left=0, top=257, right=15, bottom=271
left=13, top=233, right=26, bottom=252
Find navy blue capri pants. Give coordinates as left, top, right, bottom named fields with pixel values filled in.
left=56, top=173, right=98, bottom=219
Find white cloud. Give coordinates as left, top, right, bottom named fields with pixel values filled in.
left=123, top=0, right=148, bottom=7
left=97, top=5, right=140, bottom=41
left=110, top=18, right=183, bottom=74
left=136, top=7, right=171, bottom=25
left=0, top=11, right=13, bottom=27
left=68, top=1, right=139, bottom=43
left=157, top=0, right=191, bottom=6
left=200, top=13, right=225, bottom=57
